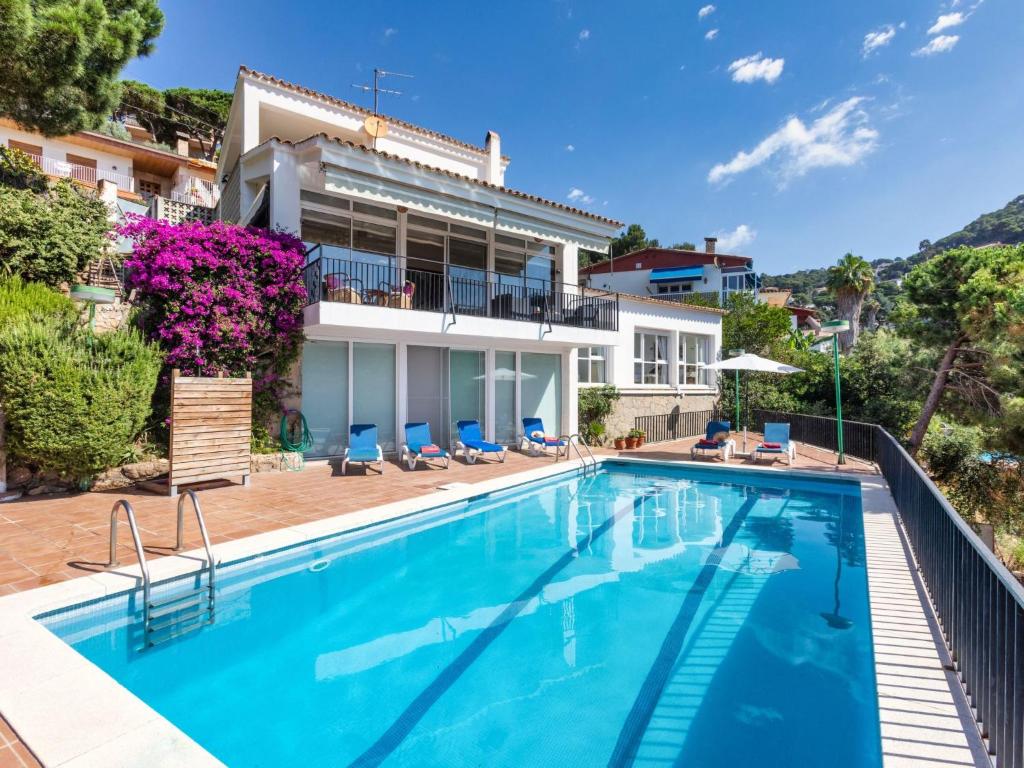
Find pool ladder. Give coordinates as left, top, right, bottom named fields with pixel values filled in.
left=557, top=433, right=598, bottom=473
left=109, top=490, right=217, bottom=648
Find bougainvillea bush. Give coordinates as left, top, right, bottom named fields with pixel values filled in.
left=119, top=217, right=307, bottom=431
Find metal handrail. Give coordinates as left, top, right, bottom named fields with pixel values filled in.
left=173, top=490, right=218, bottom=598
left=108, top=499, right=151, bottom=610
left=557, top=433, right=597, bottom=471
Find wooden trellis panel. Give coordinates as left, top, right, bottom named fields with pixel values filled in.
left=168, top=369, right=252, bottom=496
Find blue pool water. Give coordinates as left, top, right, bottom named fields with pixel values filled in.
left=41, top=463, right=880, bottom=767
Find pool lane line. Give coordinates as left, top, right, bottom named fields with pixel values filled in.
left=606, top=494, right=759, bottom=768
left=347, top=495, right=645, bottom=768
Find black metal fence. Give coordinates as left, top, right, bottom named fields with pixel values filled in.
left=875, top=429, right=1024, bottom=767
left=301, top=253, right=619, bottom=332
left=636, top=405, right=1024, bottom=764
left=634, top=409, right=719, bottom=443
left=751, top=409, right=877, bottom=462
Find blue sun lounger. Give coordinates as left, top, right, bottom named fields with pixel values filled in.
left=455, top=420, right=506, bottom=464
left=520, top=417, right=567, bottom=457
left=402, top=422, right=450, bottom=470
left=690, top=420, right=735, bottom=461
left=752, top=422, right=797, bottom=465
left=342, top=423, right=384, bottom=474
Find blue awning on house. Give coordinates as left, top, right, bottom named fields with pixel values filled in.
left=650, top=266, right=704, bottom=283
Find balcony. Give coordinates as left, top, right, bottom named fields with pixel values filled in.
left=170, top=176, right=220, bottom=208
left=26, top=154, right=134, bottom=192
left=302, top=253, right=619, bottom=332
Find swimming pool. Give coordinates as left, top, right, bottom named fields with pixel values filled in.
left=40, top=462, right=880, bottom=767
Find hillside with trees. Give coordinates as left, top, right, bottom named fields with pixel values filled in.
left=761, top=193, right=1024, bottom=311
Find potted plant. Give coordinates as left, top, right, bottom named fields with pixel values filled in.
left=613, top=435, right=627, bottom=450
left=634, top=428, right=646, bottom=447
left=625, top=431, right=639, bottom=449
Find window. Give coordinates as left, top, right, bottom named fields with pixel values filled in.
left=678, top=334, right=710, bottom=386
left=634, top=332, right=668, bottom=385
left=578, top=347, right=607, bottom=384
left=300, top=197, right=397, bottom=268
left=494, top=233, right=557, bottom=289
left=722, top=272, right=754, bottom=293
left=8, top=140, right=41, bottom=157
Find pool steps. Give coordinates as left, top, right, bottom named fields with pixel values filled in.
left=108, top=490, right=217, bottom=648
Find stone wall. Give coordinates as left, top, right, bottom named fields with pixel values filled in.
left=603, top=390, right=718, bottom=441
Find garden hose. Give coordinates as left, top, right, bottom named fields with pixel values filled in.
left=279, top=409, right=313, bottom=470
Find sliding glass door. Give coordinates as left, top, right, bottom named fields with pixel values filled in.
left=407, top=346, right=448, bottom=446
left=300, top=341, right=349, bottom=457
left=521, top=352, right=562, bottom=436
left=494, top=351, right=517, bottom=445
left=449, top=350, right=486, bottom=442
left=352, top=342, right=397, bottom=452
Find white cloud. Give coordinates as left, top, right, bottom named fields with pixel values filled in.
left=566, top=144, right=575, bottom=152
left=578, top=29, right=590, bottom=40
left=862, top=25, right=897, bottom=57
left=705, top=28, right=719, bottom=40
left=913, top=34, right=959, bottom=56
left=728, top=52, right=785, bottom=84
left=698, top=4, right=716, bottom=19
left=928, top=12, right=965, bottom=34
left=567, top=188, right=594, bottom=204
left=708, top=97, right=879, bottom=185
left=383, top=27, right=397, bottom=38
left=715, top=225, right=757, bottom=252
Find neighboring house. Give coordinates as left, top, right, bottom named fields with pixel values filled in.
left=580, top=238, right=759, bottom=306
left=215, top=67, right=724, bottom=455
left=0, top=117, right=219, bottom=217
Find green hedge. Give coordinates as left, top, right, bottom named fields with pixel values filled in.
left=0, top=310, right=162, bottom=480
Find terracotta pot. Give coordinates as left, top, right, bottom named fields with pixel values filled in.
left=614, top=438, right=626, bottom=450
left=625, top=437, right=638, bottom=449
left=636, top=436, right=645, bottom=447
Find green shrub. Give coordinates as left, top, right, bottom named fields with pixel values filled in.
left=0, top=321, right=162, bottom=479
left=920, top=421, right=983, bottom=482
left=578, top=384, right=621, bottom=445
left=0, top=277, right=79, bottom=328
left=0, top=179, right=110, bottom=287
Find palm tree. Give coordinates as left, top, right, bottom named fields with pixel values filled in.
left=826, top=253, right=875, bottom=352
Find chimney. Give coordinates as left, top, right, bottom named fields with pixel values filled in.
left=485, top=131, right=503, bottom=185
left=704, top=237, right=717, bottom=255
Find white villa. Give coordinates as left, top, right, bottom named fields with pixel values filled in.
left=215, top=67, right=724, bottom=455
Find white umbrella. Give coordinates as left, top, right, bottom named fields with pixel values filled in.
left=704, top=353, right=804, bottom=375
left=704, top=353, right=804, bottom=452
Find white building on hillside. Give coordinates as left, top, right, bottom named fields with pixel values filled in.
left=216, top=67, right=723, bottom=455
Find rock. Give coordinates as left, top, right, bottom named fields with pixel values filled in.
left=27, top=484, right=68, bottom=496
left=122, top=459, right=168, bottom=481
left=6, top=466, right=32, bottom=488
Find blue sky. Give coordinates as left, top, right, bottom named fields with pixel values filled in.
left=124, top=0, right=1024, bottom=273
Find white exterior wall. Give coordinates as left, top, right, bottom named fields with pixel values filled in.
left=603, top=297, right=723, bottom=395
left=587, top=264, right=723, bottom=297
left=0, top=125, right=134, bottom=186
left=228, top=76, right=508, bottom=184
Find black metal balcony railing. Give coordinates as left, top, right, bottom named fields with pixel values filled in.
left=302, top=253, right=619, bottom=332
left=636, top=406, right=1024, bottom=766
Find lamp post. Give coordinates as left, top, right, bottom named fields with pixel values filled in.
left=821, top=320, right=850, bottom=465
left=727, top=348, right=745, bottom=430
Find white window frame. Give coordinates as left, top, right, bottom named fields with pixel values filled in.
left=633, top=331, right=669, bottom=386
left=578, top=346, right=608, bottom=385
left=678, top=333, right=711, bottom=388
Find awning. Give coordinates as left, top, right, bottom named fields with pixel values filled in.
left=650, top=266, right=704, bottom=283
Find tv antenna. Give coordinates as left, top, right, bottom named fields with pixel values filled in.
left=351, top=68, right=414, bottom=116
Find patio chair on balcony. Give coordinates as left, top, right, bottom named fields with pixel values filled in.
left=324, top=274, right=363, bottom=304
left=401, top=422, right=449, bottom=470
left=751, top=423, right=797, bottom=466
left=454, top=420, right=507, bottom=464
left=342, top=424, right=384, bottom=474
left=690, top=420, right=735, bottom=462
left=520, top=417, right=567, bottom=458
